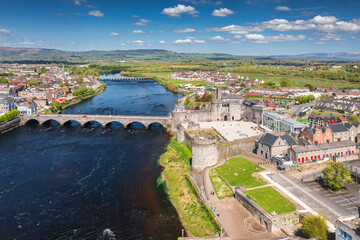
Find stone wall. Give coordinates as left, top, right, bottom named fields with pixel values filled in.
left=217, top=136, right=259, bottom=159
left=0, top=117, right=20, bottom=135
left=235, top=189, right=299, bottom=232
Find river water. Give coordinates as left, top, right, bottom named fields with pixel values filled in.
left=0, top=80, right=183, bottom=239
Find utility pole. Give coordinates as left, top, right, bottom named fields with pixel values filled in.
left=220, top=227, right=223, bottom=240
left=182, top=229, right=184, bottom=240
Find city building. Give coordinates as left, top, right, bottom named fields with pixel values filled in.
left=308, top=113, right=340, bottom=126
left=0, top=93, right=15, bottom=115
left=299, top=126, right=333, bottom=144
left=18, top=91, right=52, bottom=102
left=17, top=101, right=37, bottom=115
left=336, top=215, right=360, bottom=240
left=289, top=140, right=356, bottom=164
left=262, top=112, right=305, bottom=133
left=256, top=132, right=298, bottom=161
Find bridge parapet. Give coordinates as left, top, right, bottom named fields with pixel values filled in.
left=21, top=114, right=171, bottom=129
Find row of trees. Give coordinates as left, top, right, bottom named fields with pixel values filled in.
left=295, top=95, right=315, bottom=104
left=0, top=109, right=20, bottom=124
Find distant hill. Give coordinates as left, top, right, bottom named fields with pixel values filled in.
left=271, top=52, right=360, bottom=60
left=0, top=47, right=359, bottom=62
left=0, top=47, right=244, bottom=62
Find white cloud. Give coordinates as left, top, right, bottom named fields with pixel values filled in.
left=0, top=29, right=11, bottom=35
left=1, top=39, right=44, bottom=46
left=132, top=30, right=145, bottom=34
left=208, top=15, right=360, bottom=34
left=194, top=39, right=206, bottom=43
left=131, top=40, right=145, bottom=46
left=88, top=10, right=104, bottom=17
left=74, top=0, right=87, bottom=6
left=173, top=28, right=196, bottom=33
left=161, top=4, right=199, bottom=17
left=132, top=19, right=150, bottom=26
left=159, top=40, right=167, bottom=44
left=209, top=35, right=230, bottom=41
left=212, top=8, right=235, bottom=17
left=244, top=33, right=306, bottom=43
left=174, top=38, right=193, bottom=44
left=180, top=0, right=222, bottom=5
left=109, top=32, right=119, bottom=36
left=275, top=6, right=290, bottom=11
left=316, top=41, right=325, bottom=45
left=319, top=33, right=342, bottom=41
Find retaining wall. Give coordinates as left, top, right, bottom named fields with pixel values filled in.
left=0, top=117, right=21, bottom=135
left=234, top=189, right=299, bottom=232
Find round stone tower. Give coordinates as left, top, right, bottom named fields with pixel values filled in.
left=191, top=135, right=218, bottom=172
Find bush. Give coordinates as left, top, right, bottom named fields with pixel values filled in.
left=301, top=214, right=328, bottom=240
left=0, top=109, right=20, bottom=124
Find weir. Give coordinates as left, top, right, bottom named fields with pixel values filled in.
left=21, top=114, right=171, bottom=128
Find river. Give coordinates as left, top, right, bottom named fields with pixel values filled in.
left=0, top=80, right=184, bottom=239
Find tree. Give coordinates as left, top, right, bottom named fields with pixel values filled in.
left=322, top=162, right=353, bottom=191
left=280, top=78, right=292, bottom=87
left=304, top=83, right=315, bottom=91
left=349, top=116, right=359, bottom=122
left=0, top=77, right=8, bottom=83
left=301, top=214, right=328, bottom=240
left=195, top=95, right=201, bottom=102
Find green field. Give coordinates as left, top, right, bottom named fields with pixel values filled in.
left=209, top=169, right=233, bottom=199
left=240, top=73, right=360, bottom=88
left=213, top=157, right=266, bottom=188
left=243, top=187, right=296, bottom=215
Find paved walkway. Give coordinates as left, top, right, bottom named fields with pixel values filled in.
left=203, top=157, right=285, bottom=239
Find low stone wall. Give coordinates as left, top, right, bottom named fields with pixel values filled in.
left=234, top=189, right=299, bottom=232
left=0, top=117, right=21, bottom=135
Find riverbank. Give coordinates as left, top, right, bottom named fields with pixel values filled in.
left=50, top=82, right=106, bottom=114
left=0, top=117, right=21, bottom=135
left=156, top=136, right=219, bottom=237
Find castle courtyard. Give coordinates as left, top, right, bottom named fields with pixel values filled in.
left=198, top=121, right=263, bottom=141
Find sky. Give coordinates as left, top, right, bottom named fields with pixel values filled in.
left=0, top=0, right=360, bottom=55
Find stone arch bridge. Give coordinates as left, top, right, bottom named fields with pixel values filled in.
left=21, top=114, right=171, bottom=129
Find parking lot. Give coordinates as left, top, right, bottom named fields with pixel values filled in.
left=273, top=172, right=359, bottom=224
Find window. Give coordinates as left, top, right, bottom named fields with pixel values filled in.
left=338, top=228, right=352, bottom=240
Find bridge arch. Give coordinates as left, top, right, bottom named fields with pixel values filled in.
left=25, top=119, right=40, bottom=127
left=105, top=121, right=124, bottom=128
left=148, top=122, right=165, bottom=129
left=63, top=120, right=81, bottom=127
left=83, top=120, right=102, bottom=128
left=126, top=121, right=146, bottom=129
left=42, top=119, right=61, bottom=127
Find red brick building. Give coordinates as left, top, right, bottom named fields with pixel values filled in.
left=299, top=126, right=333, bottom=144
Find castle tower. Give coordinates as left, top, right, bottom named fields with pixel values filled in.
left=216, top=88, right=222, bottom=100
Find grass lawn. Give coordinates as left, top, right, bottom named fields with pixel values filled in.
left=243, top=187, right=296, bottom=215
left=213, top=157, right=266, bottom=188
left=209, top=169, right=233, bottom=199
left=313, top=111, right=343, bottom=117
left=157, top=137, right=218, bottom=237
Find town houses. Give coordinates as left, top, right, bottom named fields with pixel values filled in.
left=256, top=121, right=360, bottom=166
left=0, top=63, right=101, bottom=115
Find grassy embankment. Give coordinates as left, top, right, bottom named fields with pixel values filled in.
left=157, top=137, right=219, bottom=237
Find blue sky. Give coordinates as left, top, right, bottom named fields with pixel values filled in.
left=0, top=0, right=359, bottom=55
